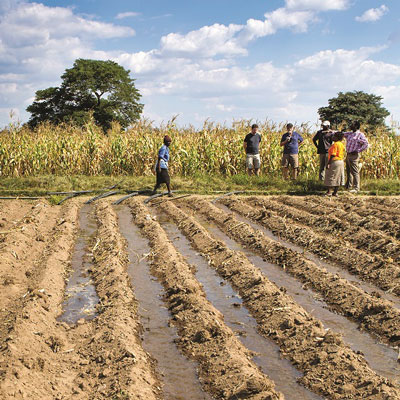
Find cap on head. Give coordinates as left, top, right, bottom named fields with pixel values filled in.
left=322, top=120, right=330, bottom=127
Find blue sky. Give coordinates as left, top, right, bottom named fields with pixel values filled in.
left=1, top=0, right=400, bottom=129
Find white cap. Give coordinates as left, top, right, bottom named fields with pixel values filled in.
left=322, top=120, right=330, bottom=126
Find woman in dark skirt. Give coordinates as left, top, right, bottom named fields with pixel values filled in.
left=152, top=135, right=173, bottom=196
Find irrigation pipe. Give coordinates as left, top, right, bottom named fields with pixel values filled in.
left=85, top=190, right=120, bottom=204
left=112, top=192, right=139, bottom=205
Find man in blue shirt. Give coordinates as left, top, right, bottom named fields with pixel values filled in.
left=151, top=135, right=173, bottom=196
left=280, top=123, right=304, bottom=180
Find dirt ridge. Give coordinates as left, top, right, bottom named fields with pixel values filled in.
left=253, top=197, right=400, bottom=263
left=73, top=201, right=162, bottom=399
left=272, top=195, right=400, bottom=240
left=186, top=196, right=400, bottom=348
left=223, top=196, right=400, bottom=297
left=128, top=198, right=283, bottom=400
left=0, top=200, right=81, bottom=399
left=158, top=198, right=400, bottom=398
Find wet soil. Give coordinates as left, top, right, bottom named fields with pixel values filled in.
left=222, top=196, right=400, bottom=299
left=2, top=195, right=400, bottom=399
left=58, top=204, right=99, bottom=324
left=156, top=211, right=321, bottom=400
left=116, top=205, right=211, bottom=400
left=198, top=213, right=400, bottom=383
left=159, top=198, right=400, bottom=398
left=128, top=198, right=283, bottom=400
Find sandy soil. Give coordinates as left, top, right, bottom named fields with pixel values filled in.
left=1, top=195, right=400, bottom=400
left=158, top=198, right=400, bottom=399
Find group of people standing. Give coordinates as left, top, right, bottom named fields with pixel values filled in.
left=152, top=121, right=369, bottom=197
left=312, top=120, right=369, bottom=195
left=244, top=121, right=369, bottom=196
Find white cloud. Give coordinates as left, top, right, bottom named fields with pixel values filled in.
left=355, top=5, right=388, bottom=23
left=116, top=11, right=141, bottom=19
left=285, top=0, right=349, bottom=11
left=1, top=1, right=399, bottom=129
left=160, top=23, right=246, bottom=57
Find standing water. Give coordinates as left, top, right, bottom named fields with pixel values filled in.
left=116, top=205, right=211, bottom=400
left=58, top=204, right=99, bottom=324
left=201, top=214, right=400, bottom=384
left=154, top=210, right=322, bottom=400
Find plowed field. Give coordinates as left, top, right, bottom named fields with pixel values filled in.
left=1, top=195, right=400, bottom=400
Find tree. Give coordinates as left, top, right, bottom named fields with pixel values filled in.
left=318, top=91, right=389, bottom=131
left=27, top=59, right=143, bottom=131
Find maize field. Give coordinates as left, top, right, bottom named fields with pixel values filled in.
left=0, top=119, right=399, bottom=179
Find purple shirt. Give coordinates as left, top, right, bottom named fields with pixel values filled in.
left=343, top=130, right=369, bottom=153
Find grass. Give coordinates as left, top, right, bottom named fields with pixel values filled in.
left=1, top=174, right=399, bottom=197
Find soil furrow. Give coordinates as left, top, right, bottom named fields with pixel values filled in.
left=116, top=205, right=211, bottom=400
left=272, top=195, right=400, bottom=241
left=158, top=199, right=400, bottom=399
left=0, top=200, right=82, bottom=399
left=0, top=201, right=61, bottom=309
left=128, top=198, right=283, bottom=400
left=310, top=196, right=400, bottom=226
left=185, top=196, right=400, bottom=348
left=251, top=197, right=400, bottom=263
left=71, top=201, right=161, bottom=399
left=223, top=196, right=400, bottom=297
left=368, top=197, right=400, bottom=213
left=0, top=201, right=67, bottom=351
left=155, top=211, right=322, bottom=400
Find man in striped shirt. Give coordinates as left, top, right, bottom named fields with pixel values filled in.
left=343, top=121, right=369, bottom=192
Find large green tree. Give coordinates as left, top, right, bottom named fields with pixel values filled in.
left=27, top=59, right=143, bottom=131
left=318, top=91, right=389, bottom=131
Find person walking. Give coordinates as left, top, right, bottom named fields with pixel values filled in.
left=343, top=121, right=369, bottom=192
left=313, top=120, right=333, bottom=181
left=151, top=135, right=173, bottom=196
left=324, top=132, right=345, bottom=196
left=280, top=123, right=304, bottom=180
left=243, top=124, right=262, bottom=176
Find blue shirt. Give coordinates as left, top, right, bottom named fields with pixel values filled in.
left=281, top=131, right=304, bottom=154
left=157, top=144, right=170, bottom=169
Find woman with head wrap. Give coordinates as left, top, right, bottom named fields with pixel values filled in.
left=151, top=135, right=173, bottom=196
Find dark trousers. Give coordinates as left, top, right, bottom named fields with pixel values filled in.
left=345, top=152, right=360, bottom=190
left=319, top=153, right=328, bottom=181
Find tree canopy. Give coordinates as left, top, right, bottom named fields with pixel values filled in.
left=318, top=91, right=389, bottom=131
left=27, top=59, right=143, bottom=131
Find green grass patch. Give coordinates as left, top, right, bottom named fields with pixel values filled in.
left=0, top=174, right=399, bottom=197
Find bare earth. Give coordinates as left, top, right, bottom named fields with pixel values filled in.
left=1, top=195, right=400, bottom=399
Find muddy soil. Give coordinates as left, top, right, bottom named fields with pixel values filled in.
left=0, top=200, right=161, bottom=399
left=272, top=195, right=400, bottom=240
left=184, top=197, right=400, bottom=348
left=250, top=197, right=400, bottom=263
left=128, top=198, right=283, bottom=400
left=311, top=196, right=400, bottom=229
left=223, top=196, right=400, bottom=298
left=2, top=195, right=400, bottom=399
left=157, top=198, right=400, bottom=399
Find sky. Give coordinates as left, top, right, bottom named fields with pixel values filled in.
left=1, top=0, right=400, bottom=129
